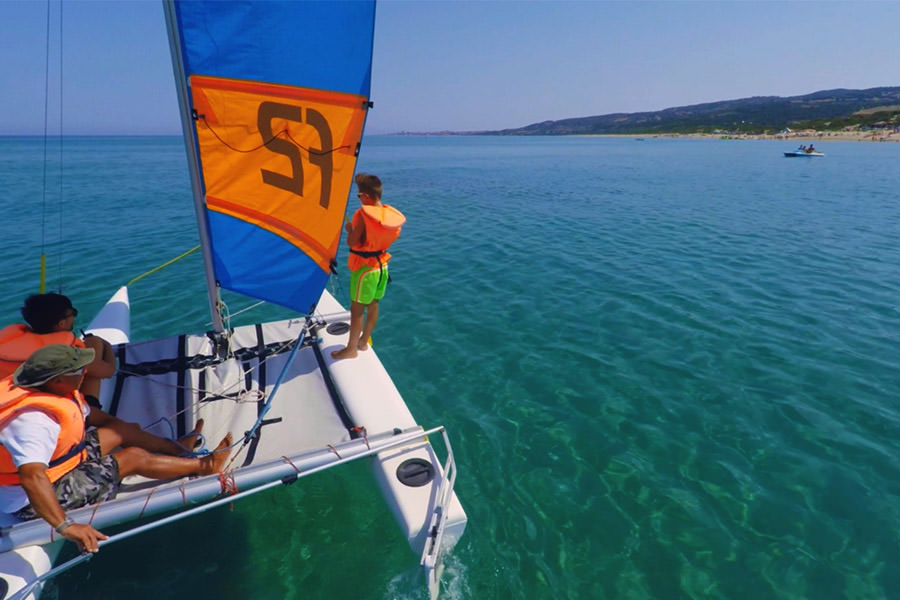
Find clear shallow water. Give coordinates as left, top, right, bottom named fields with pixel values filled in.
left=1, top=136, right=899, bottom=599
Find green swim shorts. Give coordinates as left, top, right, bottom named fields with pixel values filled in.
left=350, top=265, right=389, bottom=305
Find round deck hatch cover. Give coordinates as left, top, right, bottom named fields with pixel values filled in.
left=326, top=322, right=351, bottom=335
left=396, top=458, right=435, bottom=487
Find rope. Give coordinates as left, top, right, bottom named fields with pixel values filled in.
left=207, top=299, right=266, bottom=326
left=137, top=487, right=157, bottom=519
left=39, top=0, right=50, bottom=293
left=127, top=245, right=200, bottom=286
left=197, top=115, right=351, bottom=157
left=218, top=471, right=239, bottom=495
left=88, top=502, right=102, bottom=526
left=56, top=6, right=64, bottom=293
left=281, top=456, right=302, bottom=474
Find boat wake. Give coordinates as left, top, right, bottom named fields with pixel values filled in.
left=386, top=552, right=471, bottom=600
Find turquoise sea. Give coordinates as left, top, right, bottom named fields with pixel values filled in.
left=1, top=135, right=899, bottom=599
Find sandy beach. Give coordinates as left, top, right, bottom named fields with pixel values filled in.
left=633, top=129, right=899, bottom=143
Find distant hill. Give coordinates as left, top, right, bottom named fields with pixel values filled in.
left=477, top=87, right=900, bottom=135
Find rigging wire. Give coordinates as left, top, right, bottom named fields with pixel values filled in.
left=39, top=0, right=51, bottom=293
left=56, top=3, right=64, bottom=292
left=39, top=0, right=65, bottom=293
left=206, top=299, right=266, bottom=326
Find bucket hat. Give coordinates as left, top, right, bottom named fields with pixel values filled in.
left=13, top=344, right=95, bottom=388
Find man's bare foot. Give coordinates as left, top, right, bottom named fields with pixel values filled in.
left=331, top=346, right=358, bottom=360
left=200, top=433, right=232, bottom=474
left=178, top=418, right=204, bottom=452
left=357, top=339, right=369, bottom=352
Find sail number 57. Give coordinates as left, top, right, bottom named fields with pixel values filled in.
left=258, top=101, right=333, bottom=209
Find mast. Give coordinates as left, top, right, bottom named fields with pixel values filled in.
left=161, top=0, right=225, bottom=332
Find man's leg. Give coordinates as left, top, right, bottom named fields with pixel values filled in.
left=112, top=433, right=232, bottom=479
left=95, top=415, right=202, bottom=456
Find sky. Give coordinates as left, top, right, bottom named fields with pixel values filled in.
left=1, top=0, right=899, bottom=136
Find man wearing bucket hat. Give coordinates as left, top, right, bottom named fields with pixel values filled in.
left=0, top=345, right=232, bottom=553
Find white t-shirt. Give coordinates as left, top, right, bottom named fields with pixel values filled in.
left=0, top=401, right=89, bottom=521
left=0, top=412, right=61, bottom=516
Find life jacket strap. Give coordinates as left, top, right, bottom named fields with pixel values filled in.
left=48, top=438, right=86, bottom=468
left=349, top=249, right=385, bottom=258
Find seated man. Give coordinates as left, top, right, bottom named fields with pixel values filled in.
left=0, top=293, right=116, bottom=408
left=0, top=345, right=232, bottom=554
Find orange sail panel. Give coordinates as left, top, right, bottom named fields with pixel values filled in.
left=190, top=75, right=367, bottom=273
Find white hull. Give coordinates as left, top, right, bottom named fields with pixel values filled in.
left=0, top=544, right=63, bottom=600
left=784, top=151, right=825, bottom=157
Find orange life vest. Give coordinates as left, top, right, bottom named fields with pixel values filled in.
left=0, top=377, right=88, bottom=485
left=0, top=324, right=85, bottom=379
left=347, top=204, right=406, bottom=271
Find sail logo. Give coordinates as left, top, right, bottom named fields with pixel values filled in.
left=188, top=75, right=369, bottom=274
left=258, top=101, right=333, bottom=209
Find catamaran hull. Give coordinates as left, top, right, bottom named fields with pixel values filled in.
left=0, top=543, right=63, bottom=600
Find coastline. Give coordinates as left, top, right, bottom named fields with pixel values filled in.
left=605, top=130, right=899, bottom=143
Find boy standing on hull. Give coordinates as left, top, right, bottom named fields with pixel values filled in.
left=332, top=174, right=405, bottom=361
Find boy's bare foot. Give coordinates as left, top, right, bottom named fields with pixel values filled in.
left=331, top=347, right=358, bottom=360
left=178, top=418, right=204, bottom=451
left=200, top=433, right=233, bottom=474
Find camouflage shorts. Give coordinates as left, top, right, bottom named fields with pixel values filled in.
left=15, top=428, right=120, bottom=521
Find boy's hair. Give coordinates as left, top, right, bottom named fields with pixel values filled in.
left=355, top=173, right=382, bottom=200
left=21, top=293, right=74, bottom=334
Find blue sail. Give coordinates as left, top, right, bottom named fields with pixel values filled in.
left=169, top=1, right=376, bottom=315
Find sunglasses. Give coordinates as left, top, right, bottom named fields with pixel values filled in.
left=52, top=368, right=85, bottom=384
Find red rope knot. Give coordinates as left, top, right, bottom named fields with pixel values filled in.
left=351, top=426, right=370, bottom=450
left=218, top=470, right=239, bottom=496
left=281, top=456, right=302, bottom=474
left=326, top=444, right=342, bottom=459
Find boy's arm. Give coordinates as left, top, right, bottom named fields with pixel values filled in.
left=81, top=335, right=116, bottom=378
left=85, top=405, right=115, bottom=428
left=346, top=213, right=366, bottom=247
